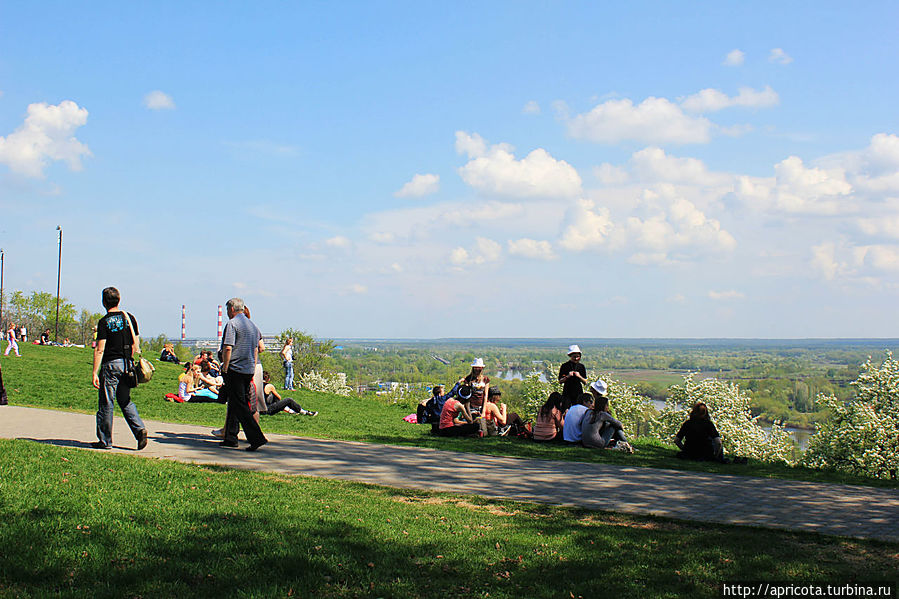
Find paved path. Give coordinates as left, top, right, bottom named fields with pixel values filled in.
left=2, top=406, right=898, bottom=542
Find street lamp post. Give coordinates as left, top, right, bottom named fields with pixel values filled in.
left=0, top=248, right=5, bottom=331
left=55, top=226, right=62, bottom=343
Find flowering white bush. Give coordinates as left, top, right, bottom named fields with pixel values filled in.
left=521, top=372, right=556, bottom=421
left=801, top=353, right=899, bottom=479
left=603, top=378, right=655, bottom=438
left=297, top=370, right=352, bottom=396
left=651, top=374, right=795, bottom=464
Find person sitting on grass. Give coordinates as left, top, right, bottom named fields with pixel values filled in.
left=561, top=392, right=594, bottom=445
left=482, top=388, right=526, bottom=436
left=438, top=393, right=486, bottom=438
left=417, top=383, right=458, bottom=432
left=257, top=371, right=317, bottom=416
left=197, top=360, right=223, bottom=393
left=160, top=343, right=179, bottom=364
left=174, top=363, right=223, bottom=403
left=674, top=402, right=727, bottom=463
left=581, top=394, right=634, bottom=454
left=532, top=391, right=564, bottom=442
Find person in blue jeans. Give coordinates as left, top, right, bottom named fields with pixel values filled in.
left=90, top=286, right=148, bottom=450
left=280, top=338, right=295, bottom=390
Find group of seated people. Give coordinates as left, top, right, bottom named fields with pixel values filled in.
left=165, top=360, right=225, bottom=403
left=418, top=358, right=728, bottom=461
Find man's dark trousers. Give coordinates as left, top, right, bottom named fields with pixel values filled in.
left=223, top=370, right=266, bottom=446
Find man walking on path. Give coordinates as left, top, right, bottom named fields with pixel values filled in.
left=90, top=287, right=148, bottom=450
left=219, top=297, right=267, bottom=451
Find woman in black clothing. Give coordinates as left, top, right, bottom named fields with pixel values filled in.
left=674, top=402, right=725, bottom=462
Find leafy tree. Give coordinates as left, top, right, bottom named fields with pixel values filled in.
left=76, top=309, right=104, bottom=346
left=7, top=290, right=76, bottom=340
left=802, top=353, right=899, bottom=479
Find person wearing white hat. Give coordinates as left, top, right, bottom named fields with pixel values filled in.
left=458, top=358, right=490, bottom=417
left=558, top=344, right=587, bottom=412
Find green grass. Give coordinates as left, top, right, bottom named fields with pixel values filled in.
left=2, top=344, right=897, bottom=489
left=1, top=439, right=896, bottom=599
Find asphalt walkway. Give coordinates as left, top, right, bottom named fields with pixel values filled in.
left=2, top=406, right=897, bottom=543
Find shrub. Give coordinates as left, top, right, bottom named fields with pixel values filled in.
left=801, top=353, right=899, bottom=479
left=651, top=374, right=795, bottom=464
left=296, top=370, right=353, bottom=397
left=604, top=378, right=655, bottom=439
left=520, top=372, right=556, bottom=420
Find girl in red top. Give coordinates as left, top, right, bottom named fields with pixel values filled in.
left=438, top=397, right=485, bottom=437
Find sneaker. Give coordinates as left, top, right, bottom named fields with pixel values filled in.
left=211, top=428, right=225, bottom=439
left=619, top=441, right=635, bottom=454
left=219, top=440, right=239, bottom=448
left=308, top=411, right=318, bottom=417
left=91, top=441, right=111, bottom=450
left=498, top=425, right=512, bottom=436
left=136, top=429, right=148, bottom=451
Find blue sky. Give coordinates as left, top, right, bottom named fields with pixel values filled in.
left=1, top=1, right=898, bottom=338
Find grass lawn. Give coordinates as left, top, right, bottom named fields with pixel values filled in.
left=2, top=344, right=897, bottom=489
left=1, top=439, right=897, bottom=599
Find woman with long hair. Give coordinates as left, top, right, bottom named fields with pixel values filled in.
left=280, top=338, right=295, bottom=390
left=581, top=394, right=634, bottom=453
left=459, top=358, right=490, bottom=417
left=532, top=391, right=564, bottom=442
left=674, top=402, right=724, bottom=462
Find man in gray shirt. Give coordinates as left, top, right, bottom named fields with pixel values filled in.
left=219, top=297, right=267, bottom=451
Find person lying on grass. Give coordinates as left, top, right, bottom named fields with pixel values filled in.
left=674, top=402, right=727, bottom=463
left=581, top=394, right=634, bottom=454
left=258, top=371, right=317, bottom=417
left=438, top=393, right=486, bottom=438
left=532, top=392, right=564, bottom=443
left=482, top=388, right=526, bottom=436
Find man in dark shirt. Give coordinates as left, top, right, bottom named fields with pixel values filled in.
left=90, top=286, right=147, bottom=450
left=219, top=297, right=267, bottom=451
left=558, top=344, right=588, bottom=412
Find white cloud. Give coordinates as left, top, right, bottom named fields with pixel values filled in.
left=394, top=173, right=440, bottom=198
left=769, top=48, right=793, bottom=65
left=0, top=100, right=91, bottom=178
left=143, top=90, right=175, bottom=110
left=559, top=199, right=614, bottom=251
left=566, top=97, right=713, bottom=145
left=325, top=236, right=352, bottom=248
left=508, top=238, right=556, bottom=260
left=708, top=290, right=745, bottom=300
left=681, top=86, right=779, bottom=113
left=810, top=240, right=899, bottom=284
left=594, top=163, right=630, bottom=185
left=456, top=131, right=582, bottom=199
left=628, top=147, right=731, bottom=186
left=449, top=237, right=503, bottom=267
left=522, top=100, right=541, bottom=115
left=723, top=49, right=745, bottom=66
left=737, top=156, right=854, bottom=215
left=370, top=232, right=396, bottom=244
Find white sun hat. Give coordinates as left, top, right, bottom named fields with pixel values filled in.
left=471, top=358, right=485, bottom=368
left=590, top=379, right=608, bottom=396
left=567, top=344, right=582, bottom=355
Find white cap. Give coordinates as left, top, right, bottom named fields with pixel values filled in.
left=567, top=344, right=582, bottom=355
left=590, top=379, right=608, bottom=396
left=471, top=358, right=485, bottom=368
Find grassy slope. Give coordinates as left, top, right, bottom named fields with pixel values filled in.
left=1, top=344, right=897, bottom=489
left=1, top=439, right=896, bottom=599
